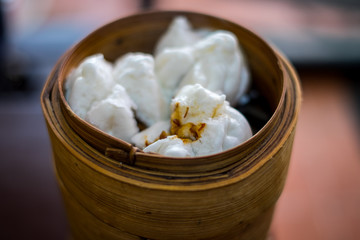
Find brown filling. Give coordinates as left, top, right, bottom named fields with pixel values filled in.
left=144, top=102, right=208, bottom=147
left=170, top=102, right=206, bottom=142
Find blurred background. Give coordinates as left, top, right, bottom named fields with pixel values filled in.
left=0, top=0, right=359, bottom=239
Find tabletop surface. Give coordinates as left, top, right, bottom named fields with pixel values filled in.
left=1, top=69, right=359, bottom=240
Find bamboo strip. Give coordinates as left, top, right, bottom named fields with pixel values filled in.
left=41, top=11, right=301, bottom=240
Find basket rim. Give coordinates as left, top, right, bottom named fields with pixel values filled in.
left=59, top=10, right=286, bottom=157
left=41, top=11, right=301, bottom=188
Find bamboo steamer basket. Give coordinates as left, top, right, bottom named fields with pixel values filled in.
left=41, top=11, right=301, bottom=240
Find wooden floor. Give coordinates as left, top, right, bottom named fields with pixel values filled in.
left=1, top=69, right=359, bottom=240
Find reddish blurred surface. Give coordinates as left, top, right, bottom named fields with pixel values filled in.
left=1, top=1, right=360, bottom=239
left=271, top=71, right=360, bottom=240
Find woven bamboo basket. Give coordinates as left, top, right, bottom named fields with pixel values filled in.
left=41, top=11, right=301, bottom=240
